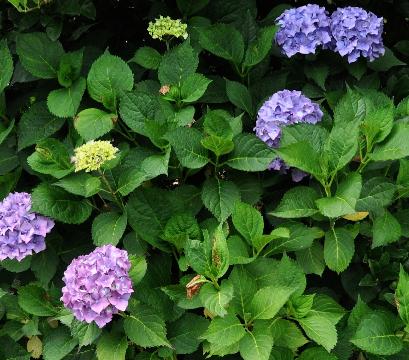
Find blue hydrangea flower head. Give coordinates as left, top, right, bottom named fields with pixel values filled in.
left=0, top=192, right=54, bottom=261
left=330, top=7, right=385, bottom=63
left=254, top=90, right=323, bottom=181
left=275, top=4, right=332, bottom=57
left=61, top=245, right=133, bottom=328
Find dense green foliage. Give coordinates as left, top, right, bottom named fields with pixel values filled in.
left=1, top=0, right=409, bottom=359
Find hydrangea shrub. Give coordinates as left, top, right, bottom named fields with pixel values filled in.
left=0, top=0, right=409, bottom=359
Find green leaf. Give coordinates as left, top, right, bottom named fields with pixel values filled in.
left=249, top=285, right=295, bottom=320
left=162, top=213, right=200, bottom=250
left=239, top=321, right=273, bottom=360
left=203, top=111, right=233, bottom=138
left=324, top=123, right=359, bottom=174
left=126, top=188, right=172, bottom=250
left=92, top=212, right=127, bottom=246
left=324, top=227, right=358, bottom=273
left=70, top=320, right=101, bottom=347
left=371, top=122, right=409, bottom=161
left=333, top=87, right=365, bottom=127
left=119, top=91, right=156, bottom=136
left=128, top=255, right=147, bottom=285
left=356, top=177, right=396, bottom=212
left=87, top=53, right=134, bottom=111
left=305, top=64, right=329, bottom=90
left=372, top=210, right=401, bottom=248
left=18, top=102, right=64, bottom=150
left=16, top=32, right=64, bottom=79
left=351, top=311, right=403, bottom=355
left=226, top=79, right=253, bottom=115
left=0, top=39, right=13, bottom=93
left=368, top=48, right=406, bottom=72
left=199, top=281, right=234, bottom=317
left=396, top=265, right=409, bottom=325
left=201, top=314, right=246, bottom=355
left=165, top=127, right=209, bottom=169
left=158, top=42, right=198, bottom=86
left=275, top=141, right=322, bottom=178
left=0, top=119, right=14, bottom=146
left=298, top=314, right=337, bottom=352
left=27, top=138, right=73, bottom=179
left=201, top=136, right=234, bottom=156
left=185, top=226, right=229, bottom=279
left=296, top=241, right=325, bottom=276
left=1, top=256, right=31, bottom=273
left=74, top=107, right=115, bottom=140
left=96, top=332, right=128, bottom=360
left=298, top=347, right=338, bottom=360
left=124, top=302, right=171, bottom=348
left=31, top=183, right=92, bottom=224
left=47, top=77, right=86, bottom=118
left=18, top=285, right=56, bottom=316
left=232, top=201, right=263, bottom=244
left=198, top=24, right=244, bottom=64
left=229, top=265, right=257, bottom=320
left=271, top=187, right=320, bottom=218
left=201, top=177, right=240, bottom=222
left=227, top=235, right=253, bottom=265
left=309, top=294, right=345, bottom=325
left=168, top=313, right=208, bottom=354
left=225, top=134, right=275, bottom=171
left=271, top=318, right=308, bottom=352
left=181, top=73, right=212, bottom=103
left=43, top=327, right=78, bottom=360
left=316, top=173, right=362, bottom=218
left=178, top=0, right=209, bottom=15
left=130, top=46, right=162, bottom=70
left=54, top=173, right=101, bottom=197
left=31, top=247, right=59, bottom=287
left=57, top=49, right=83, bottom=87
left=243, top=26, right=277, bottom=68
left=58, top=0, right=96, bottom=19
left=117, top=148, right=170, bottom=196
left=362, top=100, right=394, bottom=146
left=265, top=222, right=318, bottom=255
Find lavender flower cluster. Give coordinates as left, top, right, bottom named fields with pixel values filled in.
left=0, top=192, right=54, bottom=261
left=254, top=90, right=323, bottom=180
left=275, top=4, right=384, bottom=63
left=61, top=244, right=133, bottom=328
left=275, top=4, right=331, bottom=58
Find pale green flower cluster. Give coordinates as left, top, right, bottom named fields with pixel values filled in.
left=72, top=140, right=118, bottom=172
left=148, top=16, right=188, bottom=41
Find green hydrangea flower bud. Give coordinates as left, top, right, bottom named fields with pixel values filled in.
left=72, top=140, right=118, bottom=172
left=148, top=16, right=188, bottom=41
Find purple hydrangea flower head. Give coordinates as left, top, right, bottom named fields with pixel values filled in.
left=275, top=4, right=332, bottom=57
left=254, top=90, right=323, bottom=179
left=330, top=7, right=385, bottom=63
left=61, top=245, right=133, bottom=328
left=0, top=192, right=54, bottom=261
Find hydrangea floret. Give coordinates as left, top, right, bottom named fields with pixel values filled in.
left=254, top=90, right=323, bottom=180
left=61, top=244, right=133, bottom=328
left=330, top=7, right=385, bottom=63
left=275, top=4, right=331, bottom=57
left=148, top=16, right=188, bottom=41
left=72, top=140, right=118, bottom=173
left=0, top=192, right=54, bottom=261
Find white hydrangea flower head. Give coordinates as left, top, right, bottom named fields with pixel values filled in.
left=72, top=140, right=118, bottom=172
left=148, top=16, right=188, bottom=41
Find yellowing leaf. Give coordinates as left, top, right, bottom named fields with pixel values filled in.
left=342, top=212, right=369, bottom=221
left=27, top=336, right=43, bottom=359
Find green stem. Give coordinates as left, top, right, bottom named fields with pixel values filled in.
left=98, top=170, right=125, bottom=210
left=212, top=278, right=220, bottom=290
